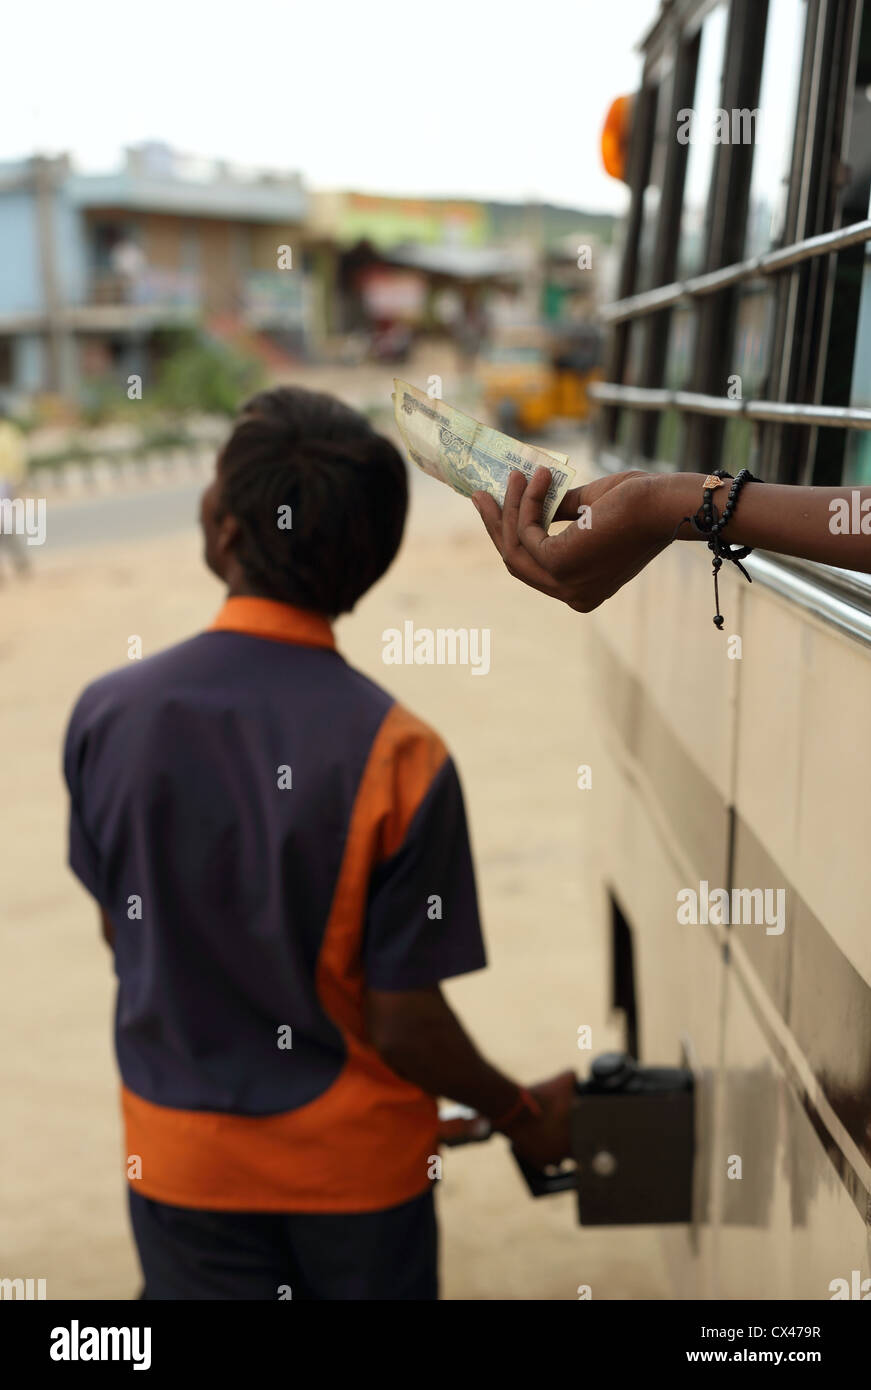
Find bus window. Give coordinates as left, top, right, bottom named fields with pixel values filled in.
left=636, top=75, right=676, bottom=294
left=616, top=320, right=646, bottom=454
left=823, top=12, right=871, bottom=486
left=655, top=3, right=729, bottom=467
left=743, top=0, right=808, bottom=262
left=721, top=0, right=808, bottom=476
left=674, top=3, right=729, bottom=281
left=615, top=75, right=676, bottom=456
left=842, top=191, right=871, bottom=484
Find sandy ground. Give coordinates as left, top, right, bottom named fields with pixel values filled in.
left=1, top=381, right=668, bottom=1300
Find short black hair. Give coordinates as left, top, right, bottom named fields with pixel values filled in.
left=218, top=386, right=408, bottom=616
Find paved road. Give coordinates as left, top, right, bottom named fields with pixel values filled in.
left=35, top=480, right=206, bottom=558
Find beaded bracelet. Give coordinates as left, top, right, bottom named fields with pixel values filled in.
left=679, top=467, right=758, bottom=629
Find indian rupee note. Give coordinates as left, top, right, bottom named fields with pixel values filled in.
left=393, top=380, right=575, bottom=528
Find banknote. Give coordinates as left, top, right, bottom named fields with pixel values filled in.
left=392, top=380, right=575, bottom=528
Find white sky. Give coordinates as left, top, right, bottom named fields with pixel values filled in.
left=4, top=0, right=660, bottom=213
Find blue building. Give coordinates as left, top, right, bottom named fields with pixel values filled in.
left=0, top=143, right=310, bottom=404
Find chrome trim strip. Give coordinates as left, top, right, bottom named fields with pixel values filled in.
left=599, top=218, right=871, bottom=323
left=744, top=401, right=871, bottom=427
left=591, top=459, right=871, bottom=646
left=593, top=384, right=673, bottom=412
left=744, top=553, right=871, bottom=647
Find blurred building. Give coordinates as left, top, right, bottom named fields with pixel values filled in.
left=307, top=191, right=618, bottom=358
left=0, top=146, right=618, bottom=399
left=307, top=191, right=533, bottom=359
left=0, top=143, right=309, bottom=402
left=541, top=232, right=620, bottom=321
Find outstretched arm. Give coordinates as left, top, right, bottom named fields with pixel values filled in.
left=472, top=467, right=871, bottom=613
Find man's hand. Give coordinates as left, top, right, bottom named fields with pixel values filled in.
left=502, top=1069, right=576, bottom=1170
left=472, top=466, right=670, bottom=613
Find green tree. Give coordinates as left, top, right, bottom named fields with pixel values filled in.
left=155, top=334, right=266, bottom=416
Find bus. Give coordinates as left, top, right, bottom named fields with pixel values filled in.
left=588, top=0, right=871, bottom=1299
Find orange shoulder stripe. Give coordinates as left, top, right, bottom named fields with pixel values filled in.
left=317, top=702, right=448, bottom=1030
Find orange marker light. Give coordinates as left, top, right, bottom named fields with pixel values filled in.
left=601, top=94, right=635, bottom=182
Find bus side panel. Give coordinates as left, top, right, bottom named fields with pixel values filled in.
left=722, top=578, right=871, bottom=1296
left=734, top=582, right=871, bottom=985
left=715, top=964, right=871, bottom=1300
left=588, top=542, right=737, bottom=1298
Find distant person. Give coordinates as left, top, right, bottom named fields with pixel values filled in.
left=459, top=297, right=489, bottom=366
left=0, top=405, right=29, bottom=576
left=63, top=387, right=573, bottom=1302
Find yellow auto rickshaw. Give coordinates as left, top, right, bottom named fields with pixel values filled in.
left=478, top=323, right=604, bottom=435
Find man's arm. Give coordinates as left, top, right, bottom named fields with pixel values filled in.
left=362, top=729, right=574, bottom=1168
left=98, top=909, right=114, bottom=949
left=472, top=466, right=871, bottom=613
left=658, top=472, right=871, bottom=569
left=366, top=984, right=575, bottom=1169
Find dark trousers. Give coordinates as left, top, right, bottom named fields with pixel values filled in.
left=129, top=1187, right=438, bottom=1301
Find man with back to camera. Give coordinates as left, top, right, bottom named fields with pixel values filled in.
left=63, top=386, right=574, bottom=1301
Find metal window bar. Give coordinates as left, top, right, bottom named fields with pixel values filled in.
left=598, top=217, right=871, bottom=324
left=589, top=382, right=871, bottom=430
